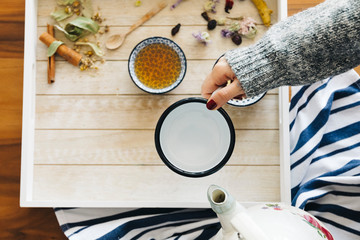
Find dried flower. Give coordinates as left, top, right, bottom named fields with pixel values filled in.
left=72, top=0, right=80, bottom=8
left=192, top=31, right=211, bottom=46
left=74, top=8, right=80, bottom=15
left=85, top=50, right=94, bottom=57
left=229, top=22, right=240, bottom=32
left=92, top=12, right=103, bottom=23
left=171, top=0, right=185, bottom=10
left=135, top=0, right=142, bottom=7
left=64, top=6, right=72, bottom=14
left=238, top=17, right=258, bottom=38
left=204, top=0, right=220, bottom=13
left=221, top=29, right=233, bottom=38
left=220, top=17, right=257, bottom=44
left=79, top=57, right=98, bottom=71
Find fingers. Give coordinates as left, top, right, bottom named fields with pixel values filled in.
left=201, top=57, right=246, bottom=110
left=206, top=80, right=245, bottom=110
left=201, top=57, right=236, bottom=99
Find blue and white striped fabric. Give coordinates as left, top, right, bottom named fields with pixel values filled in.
left=55, top=208, right=220, bottom=239
left=290, top=70, right=360, bottom=240
left=55, top=70, right=360, bottom=240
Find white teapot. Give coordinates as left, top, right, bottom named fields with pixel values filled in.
left=207, top=185, right=334, bottom=240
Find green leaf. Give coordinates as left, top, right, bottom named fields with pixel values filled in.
left=47, top=41, right=64, bottom=57
left=68, top=16, right=99, bottom=34
left=55, top=17, right=98, bottom=42
left=75, top=42, right=104, bottom=56
left=55, top=25, right=80, bottom=41
left=51, top=8, right=73, bottom=22
left=79, top=0, right=93, bottom=18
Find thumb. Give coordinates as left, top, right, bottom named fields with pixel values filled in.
left=206, top=80, right=245, bottom=110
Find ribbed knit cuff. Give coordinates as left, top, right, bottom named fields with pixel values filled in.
left=224, top=36, right=286, bottom=98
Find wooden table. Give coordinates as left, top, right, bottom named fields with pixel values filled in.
left=2, top=0, right=358, bottom=239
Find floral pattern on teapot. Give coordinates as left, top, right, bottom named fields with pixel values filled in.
left=303, top=214, right=334, bottom=240
left=261, top=203, right=334, bottom=240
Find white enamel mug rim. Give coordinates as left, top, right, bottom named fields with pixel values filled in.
left=155, top=97, right=235, bottom=178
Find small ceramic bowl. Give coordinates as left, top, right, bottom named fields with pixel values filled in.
left=155, top=97, right=235, bottom=177
left=213, top=55, right=266, bottom=107
left=128, top=37, right=187, bottom=94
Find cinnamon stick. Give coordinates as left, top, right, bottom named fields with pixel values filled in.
left=47, top=24, right=55, bottom=84
left=39, top=32, right=82, bottom=67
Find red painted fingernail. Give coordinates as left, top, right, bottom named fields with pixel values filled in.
left=206, top=99, right=217, bottom=110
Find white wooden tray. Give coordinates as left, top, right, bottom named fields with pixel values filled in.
left=21, top=0, right=290, bottom=207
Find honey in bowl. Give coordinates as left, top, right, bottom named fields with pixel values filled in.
left=134, top=43, right=182, bottom=89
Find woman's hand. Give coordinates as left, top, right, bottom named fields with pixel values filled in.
left=201, top=57, right=246, bottom=110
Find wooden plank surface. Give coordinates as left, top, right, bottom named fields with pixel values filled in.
left=37, top=0, right=279, bottom=27
left=34, top=130, right=279, bottom=165
left=35, top=60, right=279, bottom=95
left=35, top=95, right=279, bottom=129
left=33, top=165, right=280, bottom=203
left=31, top=0, right=282, bottom=206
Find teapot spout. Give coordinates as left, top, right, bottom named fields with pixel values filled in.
left=207, top=184, right=245, bottom=215
left=207, top=185, right=246, bottom=239
left=207, top=185, right=270, bottom=240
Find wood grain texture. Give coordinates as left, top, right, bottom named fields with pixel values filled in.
left=33, top=165, right=280, bottom=203
left=35, top=95, right=279, bottom=129
left=37, top=0, right=279, bottom=27
left=35, top=60, right=279, bottom=95
left=34, top=130, right=279, bottom=165
left=0, top=0, right=67, bottom=239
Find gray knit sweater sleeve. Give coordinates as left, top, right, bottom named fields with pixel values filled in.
left=225, top=0, right=360, bottom=97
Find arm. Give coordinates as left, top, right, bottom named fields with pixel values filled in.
left=202, top=0, right=360, bottom=109
left=226, top=0, right=360, bottom=97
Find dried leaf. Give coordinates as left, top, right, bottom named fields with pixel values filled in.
left=51, top=8, right=73, bottom=22
left=55, top=25, right=80, bottom=41
left=80, top=0, right=93, bottom=18
left=47, top=40, right=64, bottom=57
left=55, top=17, right=99, bottom=41
left=75, top=42, right=104, bottom=56
left=68, top=16, right=99, bottom=34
